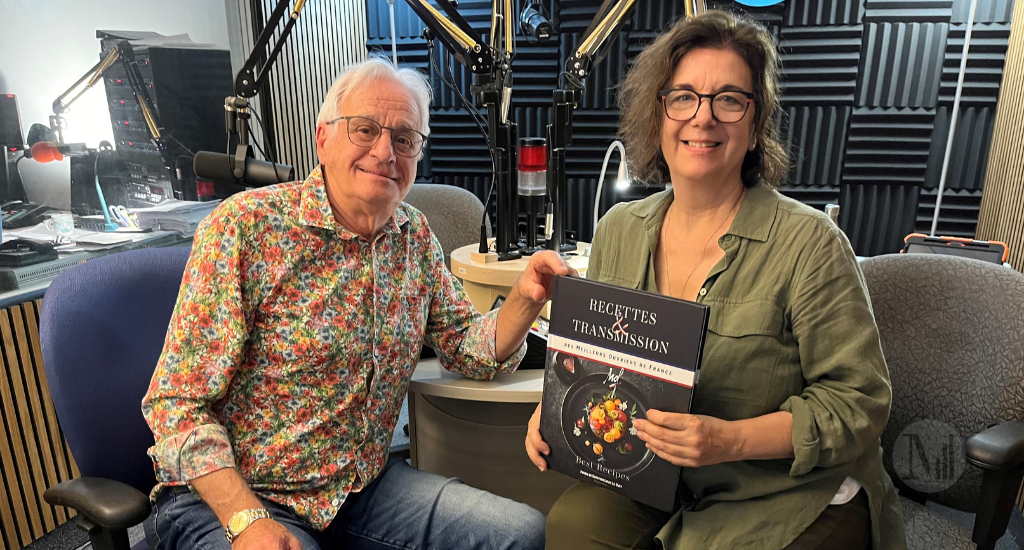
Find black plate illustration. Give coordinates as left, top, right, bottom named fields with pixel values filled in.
left=560, top=373, right=654, bottom=475
left=550, top=350, right=581, bottom=385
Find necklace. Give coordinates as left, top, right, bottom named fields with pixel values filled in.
left=661, top=191, right=744, bottom=299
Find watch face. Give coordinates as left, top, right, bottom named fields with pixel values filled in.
left=228, top=510, right=250, bottom=533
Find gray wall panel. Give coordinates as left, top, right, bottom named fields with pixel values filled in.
left=785, top=0, right=866, bottom=25
left=780, top=25, right=862, bottom=103
left=926, top=105, right=996, bottom=191
left=938, top=23, right=1011, bottom=106
left=844, top=108, right=935, bottom=185
left=952, top=0, right=1014, bottom=22
left=839, top=182, right=921, bottom=254
left=780, top=105, right=852, bottom=186
left=856, top=21, right=948, bottom=108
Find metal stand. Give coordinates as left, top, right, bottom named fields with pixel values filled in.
left=545, top=89, right=577, bottom=253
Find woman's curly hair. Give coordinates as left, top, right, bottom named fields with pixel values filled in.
left=618, top=10, right=787, bottom=188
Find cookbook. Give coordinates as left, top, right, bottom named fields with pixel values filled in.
left=539, top=275, right=709, bottom=511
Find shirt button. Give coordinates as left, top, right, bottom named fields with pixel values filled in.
left=699, top=288, right=707, bottom=296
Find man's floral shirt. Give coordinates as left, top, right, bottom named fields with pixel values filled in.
left=142, top=166, right=525, bottom=529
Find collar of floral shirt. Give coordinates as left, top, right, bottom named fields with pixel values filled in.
left=299, top=164, right=411, bottom=240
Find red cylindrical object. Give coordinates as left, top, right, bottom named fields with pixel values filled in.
left=518, top=137, right=547, bottom=172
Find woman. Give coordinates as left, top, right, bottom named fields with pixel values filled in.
left=525, top=11, right=906, bottom=550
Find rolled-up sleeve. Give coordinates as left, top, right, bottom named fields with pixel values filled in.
left=423, top=235, right=525, bottom=380
left=142, top=206, right=252, bottom=485
left=780, top=223, right=892, bottom=477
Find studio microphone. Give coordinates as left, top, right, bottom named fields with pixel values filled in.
left=25, top=142, right=86, bottom=163
left=520, top=0, right=553, bottom=43
left=193, top=150, right=294, bottom=188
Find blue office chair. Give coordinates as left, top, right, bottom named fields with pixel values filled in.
left=40, top=247, right=192, bottom=550
left=39, top=245, right=414, bottom=550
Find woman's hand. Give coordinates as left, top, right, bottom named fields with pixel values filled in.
left=525, top=403, right=550, bottom=471
left=633, top=410, right=738, bottom=468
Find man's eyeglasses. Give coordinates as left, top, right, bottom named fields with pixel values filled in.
left=658, top=88, right=755, bottom=123
left=325, top=116, right=427, bottom=158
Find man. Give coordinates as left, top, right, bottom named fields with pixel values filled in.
left=142, top=58, right=567, bottom=550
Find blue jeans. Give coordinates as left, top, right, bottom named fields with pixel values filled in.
left=144, top=459, right=545, bottom=550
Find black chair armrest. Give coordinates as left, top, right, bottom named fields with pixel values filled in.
left=965, top=421, right=1024, bottom=550
left=966, top=420, right=1024, bottom=470
left=44, top=477, right=151, bottom=530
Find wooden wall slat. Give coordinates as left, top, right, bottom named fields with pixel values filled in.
left=25, top=301, right=72, bottom=524
left=9, top=307, right=56, bottom=533
left=0, top=301, right=80, bottom=550
left=0, top=309, right=41, bottom=547
left=17, top=304, right=63, bottom=526
left=977, top=0, right=1024, bottom=270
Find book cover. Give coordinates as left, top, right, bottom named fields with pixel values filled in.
left=539, top=276, right=710, bottom=511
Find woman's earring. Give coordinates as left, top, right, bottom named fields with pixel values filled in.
left=749, top=139, right=757, bottom=151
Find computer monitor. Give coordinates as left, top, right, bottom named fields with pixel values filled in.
left=0, top=95, right=25, bottom=150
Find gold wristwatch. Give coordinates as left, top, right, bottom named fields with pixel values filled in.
left=225, top=508, right=272, bottom=543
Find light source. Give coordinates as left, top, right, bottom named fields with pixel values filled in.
left=595, top=140, right=629, bottom=234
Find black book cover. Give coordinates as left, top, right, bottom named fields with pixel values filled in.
left=539, top=276, right=710, bottom=511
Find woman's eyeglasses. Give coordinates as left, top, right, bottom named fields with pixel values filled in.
left=658, top=89, right=755, bottom=123
left=325, top=116, right=427, bottom=158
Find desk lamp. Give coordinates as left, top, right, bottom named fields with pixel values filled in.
left=594, top=140, right=629, bottom=233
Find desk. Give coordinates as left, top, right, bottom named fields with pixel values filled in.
left=408, top=359, right=576, bottom=514
left=0, top=232, right=190, bottom=550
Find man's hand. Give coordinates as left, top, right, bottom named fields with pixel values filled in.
left=525, top=403, right=550, bottom=471
left=633, top=410, right=737, bottom=468
left=232, top=518, right=303, bottom=550
left=514, top=250, right=578, bottom=304
left=494, top=251, right=577, bottom=361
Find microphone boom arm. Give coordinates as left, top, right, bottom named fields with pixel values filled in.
left=405, top=0, right=491, bottom=72
left=48, top=41, right=184, bottom=199
left=545, top=0, right=641, bottom=252
left=210, top=0, right=308, bottom=186
left=234, top=0, right=309, bottom=98
left=405, top=0, right=523, bottom=259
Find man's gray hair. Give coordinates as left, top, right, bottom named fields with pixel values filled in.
left=317, top=57, right=432, bottom=136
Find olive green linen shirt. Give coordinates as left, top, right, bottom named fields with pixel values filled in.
left=587, top=185, right=906, bottom=550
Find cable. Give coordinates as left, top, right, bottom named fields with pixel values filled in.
left=558, top=70, right=585, bottom=91
left=249, top=108, right=277, bottom=164
left=164, top=133, right=195, bottom=156
left=247, top=126, right=273, bottom=162
left=425, top=39, right=497, bottom=234
left=428, top=40, right=488, bottom=138
left=14, top=155, right=28, bottom=200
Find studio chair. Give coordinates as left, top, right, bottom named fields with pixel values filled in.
left=404, top=183, right=487, bottom=267
left=40, top=247, right=192, bottom=550
left=862, top=254, right=1024, bottom=550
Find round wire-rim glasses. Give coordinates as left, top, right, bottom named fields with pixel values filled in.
left=325, top=115, right=427, bottom=158
left=658, top=88, right=755, bottom=123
